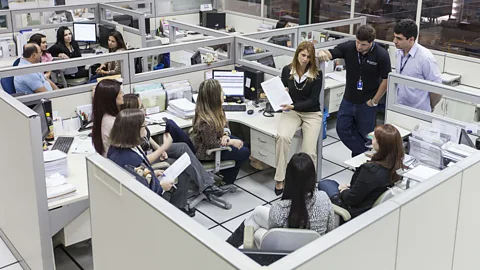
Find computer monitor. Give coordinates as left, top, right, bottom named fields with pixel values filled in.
left=113, top=14, right=133, bottom=28
left=73, top=23, right=97, bottom=42
left=132, top=18, right=151, bottom=35
left=212, top=70, right=244, bottom=97
left=205, top=12, right=226, bottom=30
left=244, top=46, right=255, bottom=55
left=459, top=129, right=475, bottom=148
left=190, top=51, right=201, bottom=65
left=257, top=55, right=276, bottom=68
left=241, top=249, right=288, bottom=266
left=28, top=102, right=49, bottom=140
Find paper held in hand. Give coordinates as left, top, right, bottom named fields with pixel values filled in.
left=160, top=153, right=191, bottom=184
left=260, top=76, right=293, bottom=111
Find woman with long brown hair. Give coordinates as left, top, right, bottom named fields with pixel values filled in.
left=191, top=79, right=250, bottom=185
left=318, top=124, right=404, bottom=219
left=275, top=41, right=323, bottom=195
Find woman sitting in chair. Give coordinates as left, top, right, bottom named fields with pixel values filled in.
left=120, top=93, right=224, bottom=197
left=318, top=124, right=405, bottom=219
left=28, top=33, right=53, bottom=78
left=89, top=31, right=127, bottom=83
left=48, top=26, right=89, bottom=79
left=227, top=153, right=335, bottom=248
left=191, top=79, right=250, bottom=185
left=107, top=108, right=194, bottom=217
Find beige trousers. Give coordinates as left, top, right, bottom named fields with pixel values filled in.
left=274, top=110, right=322, bottom=182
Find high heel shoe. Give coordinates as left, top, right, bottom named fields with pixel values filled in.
left=274, top=181, right=284, bottom=195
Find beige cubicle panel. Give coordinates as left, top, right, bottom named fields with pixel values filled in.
left=452, top=155, right=480, bottom=270
left=0, top=92, right=54, bottom=270
left=86, top=155, right=262, bottom=270
left=393, top=166, right=462, bottom=270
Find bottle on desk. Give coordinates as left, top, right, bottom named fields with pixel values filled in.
left=45, top=112, right=55, bottom=142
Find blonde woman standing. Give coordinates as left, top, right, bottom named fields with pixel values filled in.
left=275, top=41, right=323, bottom=195
left=191, top=79, right=250, bottom=185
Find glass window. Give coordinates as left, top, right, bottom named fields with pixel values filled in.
left=155, top=0, right=212, bottom=14
left=418, top=0, right=480, bottom=58
left=354, top=0, right=418, bottom=42
left=265, top=0, right=300, bottom=23
left=225, top=0, right=262, bottom=17
left=311, top=0, right=351, bottom=24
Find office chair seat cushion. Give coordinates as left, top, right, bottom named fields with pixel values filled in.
left=202, top=160, right=235, bottom=171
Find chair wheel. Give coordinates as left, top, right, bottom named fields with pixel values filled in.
left=229, top=186, right=237, bottom=193
left=224, top=203, right=232, bottom=209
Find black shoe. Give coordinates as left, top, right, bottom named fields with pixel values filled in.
left=203, top=185, right=228, bottom=197
left=274, top=187, right=284, bottom=195
left=180, top=207, right=196, bottom=217
left=226, top=221, right=245, bottom=248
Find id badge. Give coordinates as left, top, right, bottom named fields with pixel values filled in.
left=357, top=79, right=363, bottom=91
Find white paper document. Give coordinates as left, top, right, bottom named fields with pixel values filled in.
left=160, top=153, right=191, bottom=184
left=72, top=139, right=96, bottom=154
left=260, top=76, right=293, bottom=111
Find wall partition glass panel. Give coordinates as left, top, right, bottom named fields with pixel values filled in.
left=311, top=0, right=351, bottom=24
left=225, top=0, right=262, bottom=17
left=265, top=0, right=300, bottom=23
left=354, top=0, right=418, bottom=42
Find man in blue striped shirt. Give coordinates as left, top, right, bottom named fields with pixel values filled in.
left=393, top=19, right=442, bottom=112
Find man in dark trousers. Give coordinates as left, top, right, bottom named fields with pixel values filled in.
left=317, top=25, right=391, bottom=157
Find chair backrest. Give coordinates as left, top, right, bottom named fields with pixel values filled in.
left=1, top=58, right=20, bottom=94
left=373, top=186, right=404, bottom=207
left=259, top=228, right=320, bottom=252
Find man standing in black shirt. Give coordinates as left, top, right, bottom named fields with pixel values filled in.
left=317, top=25, right=391, bottom=157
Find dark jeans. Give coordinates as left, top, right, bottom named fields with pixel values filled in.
left=336, top=98, right=377, bottom=157
left=88, top=74, right=104, bottom=83
left=219, top=135, right=250, bottom=185
left=317, top=179, right=340, bottom=198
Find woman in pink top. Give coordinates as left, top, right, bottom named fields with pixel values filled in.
left=28, top=33, right=53, bottom=78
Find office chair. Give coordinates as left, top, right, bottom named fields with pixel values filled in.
left=0, top=58, right=20, bottom=95
left=243, top=228, right=321, bottom=251
left=333, top=186, right=404, bottom=226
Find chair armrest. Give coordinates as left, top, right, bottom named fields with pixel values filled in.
left=206, top=147, right=232, bottom=155
left=243, top=226, right=255, bottom=249
left=151, top=161, right=170, bottom=170
left=333, top=204, right=351, bottom=222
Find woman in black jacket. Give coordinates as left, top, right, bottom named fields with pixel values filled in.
left=318, top=124, right=404, bottom=218
left=48, top=26, right=89, bottom=78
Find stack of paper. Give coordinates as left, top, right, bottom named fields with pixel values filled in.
left=442, top=141, right=479, bottom=162
left=167, top=98, right=196, bottom=119
left=163, top=80, right=193, bottom=101
left=403, top=165, right=440, bottom=182
left=44, top=150, right=68, bottom=178
left=45, top=173, right=76, bottom=201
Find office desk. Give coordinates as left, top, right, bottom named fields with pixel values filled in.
left=156, top=33, right=209, bottom=45
left=324, top=70, right=347, bottom=114
left=441, top=73, right=461, bottom=85
left=343, top=124, right=412, bottom=169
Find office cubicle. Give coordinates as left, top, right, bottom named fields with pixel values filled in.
left=87, top=71, right=480, bottom=269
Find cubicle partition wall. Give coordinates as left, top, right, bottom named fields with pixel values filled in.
left=166, top=20, right=230, bottom=44
left=0, top=10, right=13, bottom=35
left=0, top=91, right=54, bottom=270
left=87, top=71, right=480, bottom=270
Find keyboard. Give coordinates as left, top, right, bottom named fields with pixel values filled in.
left=52, top=136, right=74, bottom=154
left=80, top=48, right=96, bottom=54
left=223, top=104, right=247, bottom=112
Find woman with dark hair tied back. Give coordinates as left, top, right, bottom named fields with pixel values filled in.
left=48, top=26, right=89, bottom=78
left=28, top=33, right=53, bottom=78
left=106, top=109, right=194, bottom=216
left=92, top=79, right=124, bottom=156
left=318, top=124, right=405, bottom=219
left=226, top=153, right=335, bottom=248
left=89, top=31, right=127, bottom=83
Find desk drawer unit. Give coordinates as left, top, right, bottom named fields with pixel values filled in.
left=253, top=148, right=276, bottom=168
left=327, top=86, right=344, bottom=113
left=251, top=129, right=276, bottom=154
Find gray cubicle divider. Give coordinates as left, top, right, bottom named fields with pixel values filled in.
left=86, top=155, right=261, bottom=270
left=167, top=20, right=231, bottom=44
left=0, top=91, right=54, bottom=270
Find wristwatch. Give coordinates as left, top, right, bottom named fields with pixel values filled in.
left=371, top=99, right=378, bottom=107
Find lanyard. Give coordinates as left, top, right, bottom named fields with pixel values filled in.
left=357, top=43, right=375, bottom=79
left=400, top=54, right=411, bottom=74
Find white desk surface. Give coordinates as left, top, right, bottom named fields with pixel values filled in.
left=157, top=34, right=208, bottom=45
left=325, top=70, right=347, bottom=90
left=344, top=124, right=412, bottom=169
left=47, top=133, right=92, bottom=210
left=0, top=238, right=16, bottom=269
left=441, top=73, right=461, bottom=83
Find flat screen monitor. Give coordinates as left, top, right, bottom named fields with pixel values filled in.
left=190, top=51, right=201, bottom=65
left=241, top=249, right=288, bottom=266
left=113, top=15, right=133, bottom=28
left=28, top=102, right=49, bottom=140
left=132, top=18, right=151, bottom=35
left=205, top=12, right=226, bottom=30
left=258, top=55, right=276, bottom=68
left=244, top=46, right=255, bottom=55
left=73, top=23, right=97, bottom=42
left=459, top=129, right=475, bottom=148
left=212, top=70, right=244, bottom=97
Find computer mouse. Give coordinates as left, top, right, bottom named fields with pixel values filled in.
left=247, top=109, right=254, bottom=115
left=95, top=51, right=103, bottom=55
